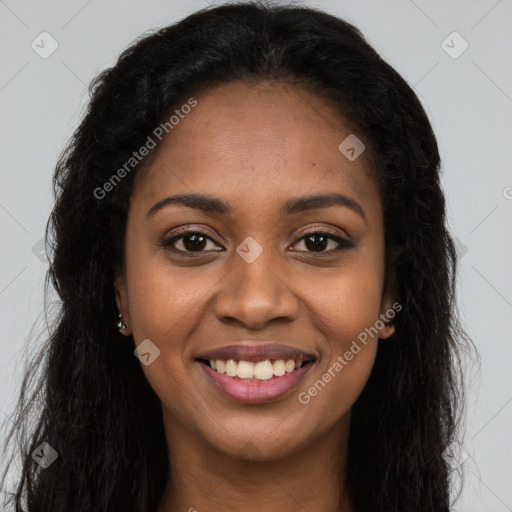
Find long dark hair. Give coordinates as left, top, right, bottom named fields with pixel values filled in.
left=1, top=2, right=477, bottom=511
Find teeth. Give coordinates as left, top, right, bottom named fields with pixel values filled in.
left=206, top=358, right=308, bottom=380
left=254, top=360, right=274, bottom=380
left=216, top=359, right=226, bottom=373
left=237, top=360, right=255, bottom=379
left=285, top=359, right=295, bottom=372
left=225, top=359, right=238, bottom=377
left=273, top=359, right=285, bottom=376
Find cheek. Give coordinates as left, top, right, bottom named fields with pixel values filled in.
left=123, top=254, right=204, bottom=430
left=295, top=285, right=381, bottom=429
left=296, top=340, right=377, bottom=439
left=301, top=251, right=383, bottom=409
left=122, top=242, right=201, bottom=390
left=125, top=246, right=213, bottom=340
left=310, top=251, right=385, bottom=348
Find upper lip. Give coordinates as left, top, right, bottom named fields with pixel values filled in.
left=197, top=343, right=317, bottom=363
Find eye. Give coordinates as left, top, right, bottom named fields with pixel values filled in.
left=161, top=229, right=223, bottom=255
left=291, top=229, right=352, bottom=254
left=161, top=227, right=352, bottom=257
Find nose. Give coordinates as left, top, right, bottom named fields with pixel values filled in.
left=213, top=243, right=299, bottom=330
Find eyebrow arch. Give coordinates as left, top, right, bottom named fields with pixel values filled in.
left=146, top=193, right=231, bottom=218
left=282, top=192, right=367, bottom=224
left=146, top=192, right=367, bottom=224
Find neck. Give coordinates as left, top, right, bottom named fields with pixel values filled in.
left=156, top=412, right=354, bottom=512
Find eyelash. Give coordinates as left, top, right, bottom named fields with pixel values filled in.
left=160, top=227, right=352, bottom=257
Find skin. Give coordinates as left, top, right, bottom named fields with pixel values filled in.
left=114, top=80, right=396, bottom=512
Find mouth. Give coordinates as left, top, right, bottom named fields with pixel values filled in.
left=195, top=343, right=317, bottom=404
left=197, top=357, right=314, bottom=380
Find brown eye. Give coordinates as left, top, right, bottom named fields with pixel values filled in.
left=181, top=233, right=207, bottom=252
left=292, top=231, right=352, bottom=253
left=162, top=230, right=223, bottom=254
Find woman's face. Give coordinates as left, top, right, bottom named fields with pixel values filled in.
left=115, top=81, right=395, bottom=460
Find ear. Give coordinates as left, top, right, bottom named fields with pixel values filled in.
left=379, top=269, right=399, bottom=340
left=114, top=272, right=131, bottom=333
left=378, top=294, right=397, bottom=340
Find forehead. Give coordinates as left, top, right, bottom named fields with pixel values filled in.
left=131, top=81, right=379, bottom=217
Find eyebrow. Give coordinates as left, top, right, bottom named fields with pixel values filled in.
left=146, top=192, right=367, bottom=223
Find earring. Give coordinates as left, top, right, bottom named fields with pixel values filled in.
left=116, top=313, right=130, bottom=335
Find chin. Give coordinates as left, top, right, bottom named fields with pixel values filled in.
left=204, top=424, right=309, bottom=462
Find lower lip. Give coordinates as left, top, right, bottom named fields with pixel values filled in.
left=198, top=361, right=314, bottom=404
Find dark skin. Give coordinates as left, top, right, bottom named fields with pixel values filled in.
left=114, top=81, right=396, bottom=512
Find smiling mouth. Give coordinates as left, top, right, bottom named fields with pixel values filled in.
left=197, top=358, right=315, bottom=381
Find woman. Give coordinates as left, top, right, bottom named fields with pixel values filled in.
left=0, top=2, right=475, bottom=511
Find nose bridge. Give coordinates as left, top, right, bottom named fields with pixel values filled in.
left=213, top=237, right=297, bottom=326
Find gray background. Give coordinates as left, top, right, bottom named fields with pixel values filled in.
left=1, top=0, right=511, bottom=510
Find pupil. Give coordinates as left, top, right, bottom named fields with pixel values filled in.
left=305, top=234, right=327, bottom=252
left=183, top=234, right=206, bottom=251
